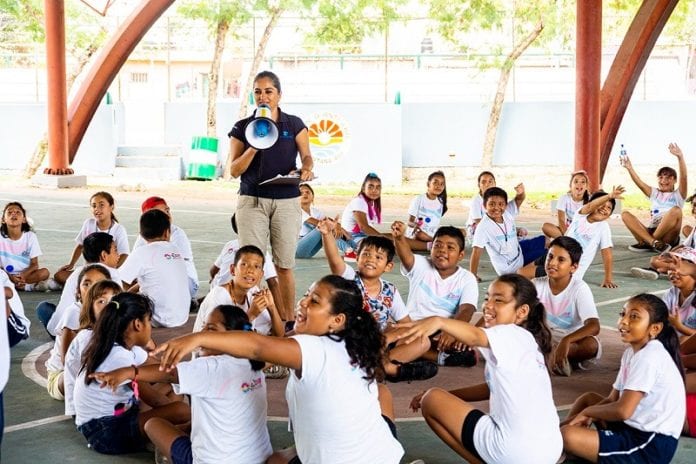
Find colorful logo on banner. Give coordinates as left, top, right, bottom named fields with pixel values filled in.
left=307, top=113, right=349, bottom=164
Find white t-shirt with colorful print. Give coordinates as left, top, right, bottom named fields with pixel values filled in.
left=648, top=187, right=684, bottom=227
left=340, top=266, right=408, bottom=330
left=662, top=286, right=696, bottom=330
left=533, top=276, right=598, bottom=335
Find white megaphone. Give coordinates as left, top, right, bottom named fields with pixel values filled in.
left=245, top=104, right=279, bottom=150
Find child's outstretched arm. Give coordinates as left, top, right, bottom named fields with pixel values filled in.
left=396, top=316, right=488, bottom=349
left=669, top=142, right=688, bottom=198
left=578, top=185, right=624, bottom=215
left=600, top=247, right=617, bottom=288
left=155, top=331, right=302, bottom=372
left=91, top=364, right=179, bottom=392
left=621, top=156, right=651, bottom=197
left=60, top=244, right=84, bottom=272
left=391, top=221, right=415, bottom=272
left=513, top=182, right=526, bottom=208
left=318, top=218, right=347, bottom=276
left=469, top=246, right=483, bottom=282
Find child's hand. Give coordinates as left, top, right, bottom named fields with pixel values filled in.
left=391, top=221, right=406, bottom=240
left=249, top=290, right=270, bottom=319
left=410, top=390, right=427, bottom=412
left=600, top=278, right=618, bottom=289
left=569, top=410, right=593, bottom=428
left=668, top=311, right=680, bottom=328
left=154, top=333, right=201, bottom=371
left=316, top=218, right=335, bottom=236
left=621, top=155, right=633, bottom=170
left=552, top=339, right=570, bottom=373
left=609, top=185, right=625, bottom=200
left=394, top=317, right=442, bottom=345
left=668, top=142, right=683, bottom=158
left=58, top=264, right=74, bottom=273
left=90, top=367, right=132, bottom=392
left=514, top=183, right=525, bottom=195
left=437, top=333, right=465, bottom=352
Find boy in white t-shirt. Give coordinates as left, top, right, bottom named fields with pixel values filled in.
left=470, top=186, right=547, bottom=280
left=319, top=219, right=437, bottom=382
left=119, top=209, right=190, bottom=328
left=533, top=236, right=600, bottom=377
left=621, top=142, right=687, bottom=252
left=392, top=222, right=479, bottom=367
left=133, top=196, right=199, bottom=299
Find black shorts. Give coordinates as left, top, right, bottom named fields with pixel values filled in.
left=460, top=409, right=485, bottom=462
left=597, top=421, right=678, bottom=464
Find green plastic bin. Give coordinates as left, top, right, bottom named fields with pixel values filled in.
left=186, top=136, right=218, bottom=180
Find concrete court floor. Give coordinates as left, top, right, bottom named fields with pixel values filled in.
left=1, top=183, right=696, bottom=463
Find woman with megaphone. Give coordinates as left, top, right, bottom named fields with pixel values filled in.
left=229, top=71, right=314, bottom=328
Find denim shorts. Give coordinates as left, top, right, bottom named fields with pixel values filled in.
left=77, top=405, right=144, bottom=454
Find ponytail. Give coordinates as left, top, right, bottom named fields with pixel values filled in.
left=428, top=170, right=448, bottom=216
left=214, top=304, right=264, bottom=371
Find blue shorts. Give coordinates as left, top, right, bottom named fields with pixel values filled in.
left=597, top=421, right=678, bottom=464
left=77, top=405, right=144, bottom=454
left=520, top=235, right=547, bottom=266
left=170, top=435, right=193, bottom=464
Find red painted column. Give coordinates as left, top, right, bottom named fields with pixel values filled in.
left=44, top=0, right=72, bottom=175
left=575, top=1, right=602, bottom=191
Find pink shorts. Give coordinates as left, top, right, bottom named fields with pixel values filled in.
left=687, top=393, right=696, bottom=437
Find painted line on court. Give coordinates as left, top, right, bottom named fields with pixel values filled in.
left=22, top=342, right=51, bottom=388
left=595, top=288, right=666, bottom=308
left=4, top=415, right=71, bottom=433
left=0, top=197, right=233, bottom=216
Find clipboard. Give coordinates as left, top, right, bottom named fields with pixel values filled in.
left=258, top=173, right=317, bottom=186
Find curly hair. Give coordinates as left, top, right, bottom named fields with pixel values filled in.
left=318, top=275, right=385, bottom=382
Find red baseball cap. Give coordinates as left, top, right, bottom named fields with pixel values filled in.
left=141, top=196, right=167, bottom=213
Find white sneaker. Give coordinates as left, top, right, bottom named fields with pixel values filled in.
left=22, top=283, right=35, bottom=292
left=407, top=460, right=426, bottom=464
left=47, top=278, right=63, bottom=291
left=34, top=280, right=50, bottom=292
left=630, top=267, right=659, bottom=281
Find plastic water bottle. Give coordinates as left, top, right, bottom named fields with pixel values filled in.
left=619, top=144, right=627, bottom=166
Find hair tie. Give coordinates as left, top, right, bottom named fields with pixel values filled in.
left=356, top=315, right=363, bottom=321
left=242, top=323, right=252, bottom=332
left=112, top=300, right=120, bottom=310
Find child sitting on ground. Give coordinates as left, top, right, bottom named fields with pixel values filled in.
left=470, top=186, right=546, bottom=280
left=405, top=170, right=449, bottom=251
left=93, top=305, right=273, bottom=464
left=564, top=187, right=623, bottom=288
left=662, top=269, right=696, bottom=339
left=392, top=222, right=479, bottom=368
left=0, top=202, right=53, bottom=291
left=1, top=268, right=30, bottom=347
left=561, top=294, right=685, bottom=464
left=319, top=218, right=436, bottom=382
left=465, top=171, right=525, bottom=238
left=533, top=236, right=601, bottom=377
left=542, top=170, right=590, bottom=238
left=296, top=183, right=353, bottom=258
left=133, top=196, right=199, bottom=300
left=621, top=142, right=687, bottom=252
left=119, top=209, right=190, bottom=328
left=194, top=245, right=283, bottom=338
left=340, top=173, right=388, bottom=246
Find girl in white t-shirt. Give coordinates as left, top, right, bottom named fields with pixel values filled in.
left=403, top=274, right=561, bottom=464
left=93, top=305, right=272, bottom=464
left=155, top=275, right=405, bottom=464
left=0, top=202, right=51, bottom=291
left=542, top=170, right=590, bottom=238
left=561, top=294, right=685, bottom=463
left=405, top=170, right=448, bottom=251
left=55, top=191, right=129, bottom=286
left=340, top=173, right=387, bottom=245
left=75, top=293, right=189, bottom=455
left=64, top=279, right=122, bottom=416
left=45, top=264, right=111, bottom=401
left=296, top=183, right=353, bottom=258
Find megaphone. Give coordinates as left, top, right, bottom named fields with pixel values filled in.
left=245, top=104, right=279, bottom=150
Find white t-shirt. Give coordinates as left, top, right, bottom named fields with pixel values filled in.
left=300, top=205, right=324, bottom=238
left=74, top=344, right=148, bottom=426
left=408, top=194, right=444, bottom=237
left=684, top=228, right=696, bottom=248
left=193, top=285, right=272, bottom=335
left=174, top=355, right=272, bottom=464
left=0, top=280, right=9, bottom=392
left=340, top=266, right=408, bottom=330
left=472, top=211, right=523, bottom=275
left=662, top=286, right=696, bottom=330
left=75, top=218, right=130, bottom=256
left=564, top=212, right=612, bottom=281
left=648, top=188, right=684, bottom=227
left=341, top=196, right=380, bottom=236
left=401, top=255, right=478, bottom=321
left=474, top=324, right=562, bottom=463
left=119, top=241, right=190, bottom=327
left=211, top=239, right=276, bottom=287
left=64, top=328, right=93, bottom=416
left=533, top=276, right=598, bottom=335
left=466, top=195, right=517, bottom=229
left=133, top=224, right=198, bottom=292
left=286, top=335, right=404, bottom=464
left=612, top=340, right=685, bottom=438
left=556, top=193, right=584, bottom=228
left=0, top=230, right=42, bottom=274
left=0, top=269, right=30, bottom=333
left=45, top=302, right=81, bottom=372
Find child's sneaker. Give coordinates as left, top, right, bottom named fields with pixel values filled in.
left=441, top=350, right=477, bottom=367
left=343, top=248, right=357, bottom=262
left=263, top=364, right=290, bottom=379
left=553, top=358, right=572, bottom=377
left=47, top=278, right=63, bottom=291
left=630, top=267, right=659, bottom=280
left=34, top=280, right=51, bottom=292
left=652, top=240, right=671, bottom=253
left=22, top=283, right=35, bottom=292
left=387, top=360, right=438, bottom=383
left=628, top=242, right=653, bottom=252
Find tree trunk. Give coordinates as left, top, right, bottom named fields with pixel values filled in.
left=223, top=7, right=284, bottom=179
left=480, top=20, right=544, bottom=169
left=23, top=35, right=104, bottom=178
left=207, top=19, right=230, bottom=138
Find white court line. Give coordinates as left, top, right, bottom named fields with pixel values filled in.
left=33, top=227, right=227, bottom=246
left=0, top=197, right=233, bottom=216
left=595, top=289, right=667, bottom=308
left=4, top=415, right=71, bottom=433
left=22, top=342, right=51, bottom=388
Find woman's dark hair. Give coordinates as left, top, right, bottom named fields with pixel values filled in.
left=81, top=293, right=153, bottom=384
left=477, top=171, right=496, bottom=195
left=319, top=275, right=384, bottom=382
left=496, top=274, right=552, bottom=356
left=358, top=172, right=382, bottom=224
left=1, top=202, right=32, bottom=237
left=90, top=191, right=118, bottom=223
left=588, top=190, right=616, bottom=213
left=213, top=304, right=264, bottom=371
left=628, top=293, right=685, bottom=380
left=254, top=70, right=281, bottom=93
left=428, top=170, right=448, bottom=215
left=79, top=279, right=122, bottom=330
